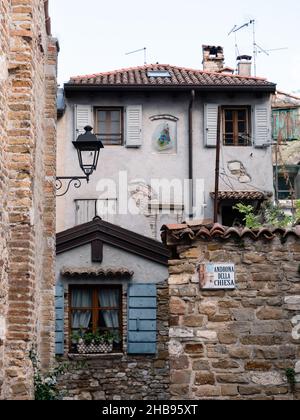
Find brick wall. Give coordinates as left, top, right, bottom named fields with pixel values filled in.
left=57, top=283, right=170, bottom=400
left=168, top=235, right=300, bottom=400
left=0, top=0, right=58, bottom=399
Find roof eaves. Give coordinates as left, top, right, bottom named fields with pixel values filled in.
left=64, top=83, right=276, bottom=93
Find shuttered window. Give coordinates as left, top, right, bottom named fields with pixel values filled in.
left=125, top=105, right=143, bottom=147
left=255, top=106, right=270, bottom=147
left=204, top=103, right=219, bottom=147
left=127, top=284, right=157, bottom=355
left=55, top=284, right=64, bottom=355
left=74, top=105, right=93, bottom=141
left=95, top=108, right=123, bottom=145
left=222, top=107, right=251, bottom=146
left=69, top=285, right=122, bottom=354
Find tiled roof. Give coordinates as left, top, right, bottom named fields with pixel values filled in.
left=161, top=221, right=300, bottom=244
left=66, top=64, right=276, bottom=90
left=210, top=191, right=267, bottom=201
left=61, top=267, right=134, bottom=278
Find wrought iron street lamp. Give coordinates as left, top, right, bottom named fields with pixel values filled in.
left=56, top=126, right=104, bottom=197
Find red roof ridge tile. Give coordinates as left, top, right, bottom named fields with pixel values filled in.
left=161, top=222, right=300, bottom=243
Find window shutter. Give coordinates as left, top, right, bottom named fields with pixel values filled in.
left=74, top=105, right=93, bottom=141
left=125, top=105, right=142, bottom=147
left=127, top=284, right=157, bottom=354
left=55, top=284, right=64, bottom=355
left=254, top=106, right=270, bottom=147
left=204, top=104, right=219, bottom=147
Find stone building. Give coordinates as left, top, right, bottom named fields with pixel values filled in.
left=0, top=0, right=58, bottom=399
left=162, top=222, right=300, bottom=400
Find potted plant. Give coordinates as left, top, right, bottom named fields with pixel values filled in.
left=71, top=330, right=116, bottom=354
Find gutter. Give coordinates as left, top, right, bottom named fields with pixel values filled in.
left=188, top=90, right=195, bottom=217
left=64, top=84, right=276, bottom=94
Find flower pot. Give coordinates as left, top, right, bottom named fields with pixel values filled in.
left=77, top=339, right=113, bottom=354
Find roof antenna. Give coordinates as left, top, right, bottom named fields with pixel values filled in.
left=228, top=19, right=288, bottom=76
left=126, top=47, right=147, bottom=65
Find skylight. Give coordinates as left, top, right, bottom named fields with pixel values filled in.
left=147, top=70, right=171, bottom=78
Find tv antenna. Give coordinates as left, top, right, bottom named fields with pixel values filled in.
left=125, top=47, right=147, bottom=65
left=228, top=20, right=288, bottom=76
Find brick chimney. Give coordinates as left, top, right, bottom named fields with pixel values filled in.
left=202, top=45, right=224, bottom=72
left=237, top=55, right=252, bottom=77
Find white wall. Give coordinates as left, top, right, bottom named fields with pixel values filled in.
left=57, top=90, right=273, bottom=235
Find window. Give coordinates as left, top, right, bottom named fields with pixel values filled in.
left=223, top=107, right=251, bottom=146
left=75, top=198, right=118, bottom=225
left=69, top=285, right=122, bottom=353
left=95, top=108, right=123, bottom=145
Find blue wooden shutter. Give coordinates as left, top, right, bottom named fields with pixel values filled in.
left=204, top=104, right=218, bottom=147
left=55, top=284, right=64, bottom=355
left=127, top=284, right=157, bottom=354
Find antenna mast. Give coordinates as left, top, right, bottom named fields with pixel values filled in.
left=125, top=47, right=147, bottom=65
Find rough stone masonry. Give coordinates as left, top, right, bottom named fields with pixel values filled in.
left=162, top=224, right=300, bottom=400
left=0, top=0, right=58, bottom=399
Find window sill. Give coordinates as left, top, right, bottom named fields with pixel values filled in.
left=68, top=353, right=124, bottom=360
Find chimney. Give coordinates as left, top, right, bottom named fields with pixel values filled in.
left=237, top=55, right=252, bottom=77
left=202, top=45, right=224, bottom=72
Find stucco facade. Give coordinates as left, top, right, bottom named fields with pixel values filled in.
left=57, top=88, right=274, bottom=237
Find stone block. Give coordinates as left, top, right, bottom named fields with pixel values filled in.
left=238, top=386, right=262, bottom=396
left=192, top=360, right=210, bottom=371
left=256, top=307, right=284, bottom=320
left=220, top=385, right=239, bottom=396
left=194, top=386, right=221, bottom=398
left=183, top=315, right=205, bottom=327
left=184, top=343, right=204, bottom=355
left=170, top=297, right=186, bottom=315
left=194, top=372, right=215, bottom=386
left=170, top=356, right=190, bottom=370
left=245, top=361, right=272, bottom=371
left=218, top=332, right=238, bottom=345
left=196, top=330, right=218, bottom=341
left=171, top=370, right=191, bottom=384
left=169, top=328, right=194, bottom=338
left=251, top=372, right=285, bottom=386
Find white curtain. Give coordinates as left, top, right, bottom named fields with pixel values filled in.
left=98, top=289, right=120, bottom=330
left=72, top=289, right=92, bottom=329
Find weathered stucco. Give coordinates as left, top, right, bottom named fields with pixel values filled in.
left=57, top=91, right=273, bottom=235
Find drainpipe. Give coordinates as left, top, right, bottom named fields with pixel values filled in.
left=188, top=90, right=195, bottom=218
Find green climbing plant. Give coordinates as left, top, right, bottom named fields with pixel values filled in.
left=233, top=200, right=300, bottom=229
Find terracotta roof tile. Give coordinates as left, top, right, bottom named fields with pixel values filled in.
left=161, top=222, right=300, bottom=244
left=210, top=191, right=268, bottom=201
left=66, top=64, right=275, bottom=90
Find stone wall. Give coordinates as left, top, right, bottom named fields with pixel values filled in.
left=0, top=0, right=58, bottom=399
left=168, top=235, right=300, bottom=400
left=58, top=283, right=170, bottom=400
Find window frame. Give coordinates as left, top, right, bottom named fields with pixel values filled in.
left=222, top=106, right=252, bottom=146
left=68, top=284, right=123, bottom=352
left=94, top=107, right=124, bottom=146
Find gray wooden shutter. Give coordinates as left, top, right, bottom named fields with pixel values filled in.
left=74, top=105, right=93, bottom=141
left=125, top=105, right=142, bottom=147
left=254, top=106, right=270, bottom=147
left=204, top=103, right=218, bottom=147
left=127, top=284, right=157, bottom=354
left=55, top=284, right=64, bottom=355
